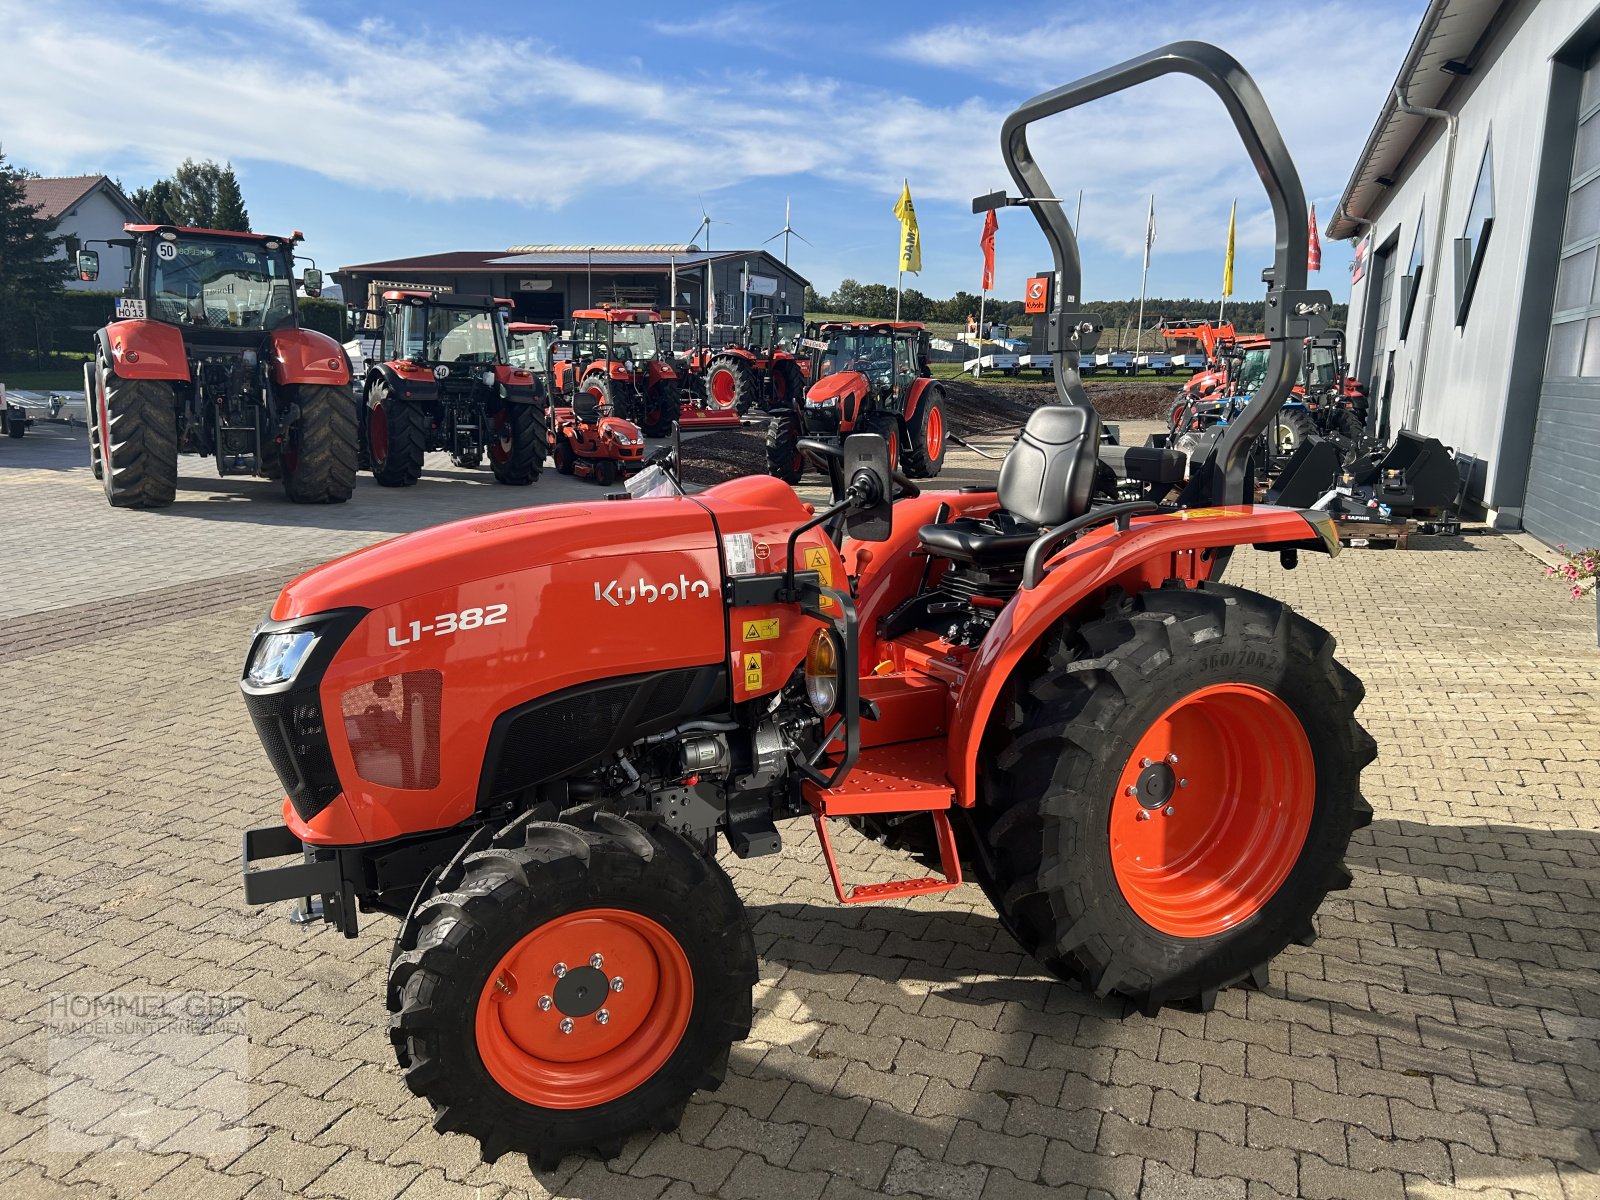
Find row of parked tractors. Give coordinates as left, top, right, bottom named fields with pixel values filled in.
left=81, top=223, right=955, bottom=509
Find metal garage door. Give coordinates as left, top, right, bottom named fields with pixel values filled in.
left=1527, top=48, right=1600, bottom=548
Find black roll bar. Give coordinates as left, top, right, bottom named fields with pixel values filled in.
left=991, top=41, right=1332, bottom=506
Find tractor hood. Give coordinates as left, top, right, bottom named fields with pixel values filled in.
left=805, top=370, right=866, bottom=409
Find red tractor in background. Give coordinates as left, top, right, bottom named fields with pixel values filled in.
left=522, top=324, right=647, bottom=485
left=81, top=224, right=355, bottom=507
left=239, top=42, right=1371, bottom=1174
left=704, top=311, right=809, bottom=414
left=556, top=308, right=682, bottom=438
left=357, top=292, right=545, bottom=487
left=767, top=319, right=947, bottom=483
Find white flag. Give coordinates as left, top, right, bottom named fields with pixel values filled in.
left=1143, top=195, right=1157, bottom=271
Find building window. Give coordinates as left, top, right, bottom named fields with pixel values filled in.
left=1454, top=137, right=1495, bottom=326
left=1398, top=208, right=1425, bottom=340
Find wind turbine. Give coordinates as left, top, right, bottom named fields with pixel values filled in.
left=685, top=197, right=728, bottom=251
left=762, top=197, right=811, bottom=265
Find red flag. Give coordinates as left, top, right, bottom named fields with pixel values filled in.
left=980, top=209, right=998, bottom=292
left=1308, top=204, right=1322, bottom=272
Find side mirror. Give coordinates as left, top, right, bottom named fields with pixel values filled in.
left=77, top=250, right=99, bottom=282
left=302, top=268, right=324, bottom=298
left=841, top=433, right=894, bottom=542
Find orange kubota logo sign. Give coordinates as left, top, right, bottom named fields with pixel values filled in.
left=1024, top=276, right=1050, bottom=314
left=594, top=574, right=713, bottom=607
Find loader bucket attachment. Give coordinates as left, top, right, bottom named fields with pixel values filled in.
left=1349, top=430, right=1461, bottom=514
left=1267, top=438, right=1341, bottom=508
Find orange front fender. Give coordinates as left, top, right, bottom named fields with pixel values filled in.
left=947, top=505, right=1332, bottom=804
left=102, top=320, right=190, bottom=380
left=270, top=326, right=351, bottom=387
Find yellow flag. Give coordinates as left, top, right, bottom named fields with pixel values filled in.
left=893, top=180, right=921, bottom=274
left=1222, top=199, right=1236, bottom=298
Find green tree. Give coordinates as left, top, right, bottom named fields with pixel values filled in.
left=128, top=178, right=176, bottom=224
left=0, top=148, right=72, bottom=365
left=803, top=284, right=827, bottom=312
left=129, top=159, right=251, bottom=231
left=212, top=165, right=250, bottom=231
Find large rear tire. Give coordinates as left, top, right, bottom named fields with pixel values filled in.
left=1271, top=407, right=1318, bottom=458
left=366, top=379, right=426, bottom=487
left=900, top=387, right=947, bottom=479
left=489, top=402, right=546, bottom=485
left=282, top=384, right=358, bottom=504
left=706, top=356, right=755, bottom=413
left=764, top=408, right=805, bottom=484
left=100, top=373, right=178, bottom=508
left=973, top=583, right=1375, bottom=1015
left=388, top=811, right=756, bottom=1170
left=1332, top=407, right=1365, bottom=442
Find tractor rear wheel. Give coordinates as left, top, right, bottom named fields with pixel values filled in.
left=100, top=372, right=178, bottom=508
left=282, top=384, right=358, bottom=504
left=366, top=379, right=426, bottom=487
left=1332, top=407, right=1365, bottom=442
left=974, top=583, right=1374, bottom=1015
left=1271, top=408, right=1318, bottom=458
left=771, top=359, right=805, bottom=409
left=764, top=408, right=805, bottom=484
left=388, top=810, right=756, bottom=1170
left=489, top=402, right=546, bottom=485
left=900, top=387, right=947, bottom=479
left=707, top=357, right=755, bottom=413
left=642, top=380, right=680, bottom=439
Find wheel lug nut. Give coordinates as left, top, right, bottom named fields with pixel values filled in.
left=596, top=1009, right=610, bottom=1025
left=590, top=953, right=604, bottom=969
left=552, top=962, right=567, bottom=978
left=1166, top=754, right=1179, bottom=764
left=1164, top=805, right=1176, bottom=817
left=1140, top=757, right=1152, bottom=768
left=493, top=975, right=512, bottom=995
left=1136, top=810, right=1151, bottom=822
left=1125, top=785, right=1138, bottom=796
left=537, top=995, right=552, bottom=1011
left=610, top=977, right=624, bottom=992
left=1179, top=779, right=1189, bottom=788
left=559, top=1018, right=574, bottom=1034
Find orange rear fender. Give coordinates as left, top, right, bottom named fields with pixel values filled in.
left=100, top=320, right=190, bottom=380
left=271, top=326, right=350, bottom=386
left=946, top=506, right=1329, bottom=804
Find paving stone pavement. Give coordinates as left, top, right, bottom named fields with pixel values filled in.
left=1, top=426, right=1598, bottom=1199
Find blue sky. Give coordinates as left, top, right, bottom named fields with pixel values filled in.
left=3, top=0, right=1426, bottom=306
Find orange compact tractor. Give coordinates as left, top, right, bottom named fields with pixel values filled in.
left=556, top=308, right=683, bottom=438
left=543, top=329, right=647, bottom=485
left=358, top=293, right=545, bottom=487
left=241, top=42, right=1371, bottom=1171
left=704, top=311, right=809, bottom=414
left=767, top=319, right=947, bottom=483
left=82, top=224, right=355, bottom=507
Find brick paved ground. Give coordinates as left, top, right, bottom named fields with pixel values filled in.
left=1, top=425, right=1597, bottom=1199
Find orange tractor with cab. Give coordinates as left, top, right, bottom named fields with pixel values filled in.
left=767, top=319, right=947, bottom=483
left=704, top=311, right=810, bottom=414
left=556, top=307, right=682, bottom=438
left=358, top=292, right=545, bottom=487
left=82, top=223, right=355, bottom=507
left=240, top=42, right=1371, bottom=1171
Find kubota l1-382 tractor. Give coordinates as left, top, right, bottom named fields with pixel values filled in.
left=767, top=319, right=947, bottom=483
left=82, top=224, right=356, bottom=507
left=240, top=42, right=1372, bottom=1171
left=357, top=292, right=546, bottom=487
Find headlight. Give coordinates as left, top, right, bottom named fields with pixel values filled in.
left=245, top=630, right=320, bottom=688
left=804, top=628, right=841, bottom=715
left=805, top=393, right=839, bottom=408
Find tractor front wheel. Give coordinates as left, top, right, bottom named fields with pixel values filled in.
left=764, top=408, right=805, bottom=484
left=771, top=359, right=805, bottom=410
left=100, top=372, right=178, bottom=508
left=553, top=436, right=576, bottom=475
left=642, top=380, right=680, bottom=439
left=281, top=384, right=358, bottom=503
left=489, top=403, right=546, bottom=485
left=388, top=811, right=756, bottom=1170
left=975, top=583, right=1374, bottom=1015
left=366, top=380, right=426, bottom=487
left=1332, top=407, right=1366, bottom=443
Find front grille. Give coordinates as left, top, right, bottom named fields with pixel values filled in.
left=244, top=687, right=343, bottom=823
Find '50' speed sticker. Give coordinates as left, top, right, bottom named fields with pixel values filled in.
left=387, top=604, right=508, bottom=647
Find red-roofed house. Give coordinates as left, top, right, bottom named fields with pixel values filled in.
left=21, top=175, right=143, bottom=292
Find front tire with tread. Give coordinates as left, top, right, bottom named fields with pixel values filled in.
left=282, top=384, right=358, bottom=503
left=100, top=373, right=178, bottom=508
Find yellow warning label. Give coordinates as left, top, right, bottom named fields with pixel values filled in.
left=803, top=546, right=832, bottom=584
left=742, top=618, right=780, bottom=642
left=743, top=652, right=764, bottom=690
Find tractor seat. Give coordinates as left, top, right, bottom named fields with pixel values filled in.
left=919, top=405, right=1099, bottom=568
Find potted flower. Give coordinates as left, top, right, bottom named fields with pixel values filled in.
left=1545, top=544, right=1600, bottom=645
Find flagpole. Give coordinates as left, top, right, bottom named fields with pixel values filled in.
left=896, top=270, right=903, bottom=322
left=1073, top=189, right=1083, bottom=235
left=975, top=286, right=986, bottom=378
left=1135, top=194, right=1153, bottom=358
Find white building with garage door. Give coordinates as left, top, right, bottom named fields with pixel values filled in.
left=1329, top=0, right=1600, bottom=548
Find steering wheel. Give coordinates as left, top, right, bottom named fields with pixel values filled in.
left=795, top=438, right=920, bottom=500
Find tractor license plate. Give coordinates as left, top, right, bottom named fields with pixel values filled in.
left=115, top=298, right=147, bottom=319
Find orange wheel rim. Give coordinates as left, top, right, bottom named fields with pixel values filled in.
left=476, top=908, right=692, bottom=1110
left=710, top=371, right=734, bottom=409
left=1109, top=684, right=1313, bottom=938
left=926, top=406, right=943, bottom=459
